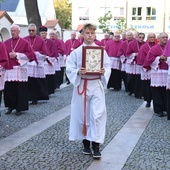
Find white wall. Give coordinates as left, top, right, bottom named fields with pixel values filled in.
left=8, top=0, right=56, bottom=25
left=0, top=16, right=11, bottom=41
left=72, top=0, right=170, bottom=34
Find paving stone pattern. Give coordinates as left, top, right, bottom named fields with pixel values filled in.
left=122, top=115, right=170, bottom=170
left=0, top=87, right=143, bottom=170
left=0, top=86, right=73, bottom=140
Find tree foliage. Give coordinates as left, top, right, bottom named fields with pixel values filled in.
left=116, top=17, right=137, bottom=33
left=54, top=0, right=72, bottom=29
left=115, top=17, right=127, bottom=34
left=98, top=11, right=112, bottom=33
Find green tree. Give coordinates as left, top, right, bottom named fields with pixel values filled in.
left=98, top=11, right=112, bottom=33
left=54, top=0, right=72, bottom=29
left=115, top=17, right=126, bottom=34
left=116, top=17, right=137, bottom=33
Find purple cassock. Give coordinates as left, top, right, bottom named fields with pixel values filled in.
left=51, top=39, right=64, bottom=56
left=44, top=39, right=58, bottom=95
left=5, top=37, right=37, bottom=67
left=24, top=35, right=49, bottom=102
left=138, top=42, right=156, bottom=66
left=145, top=44, right=168, bottom=87
left=145, top=43, right=168, bottom=118
left=138, top=42, right=157, bottom=107
left=101, top=38, right=110, bottom=47
left=58, top=39, right=65, bottom=56
left=105, top=40, right=122, bottom=57
left=145, top=44, right=168, bottom=70
left=24, top=35, right=47, bottom=55
left=163, top=39, right=170, bottom=57
left=4, top=37, right=37, bottom=112
left=94, top=39, right=102, bottom=46
left=126, top=39, right=145, bottom=74
left=138, top=42, right=156, bottom=80
left=0, top=42, right=12, bottom=69
left=45, top=39, right=58, bottom=58
left=126, top=39, right=145, bottom=98
left=105, top=39, right=122, bottom=90
left=65, top=38, right=81, bottom=55
left=126, top=39, right=145, bottom=64
left=117, top=39, right=134, bottom=72
left=0, top=42, right=12, bottom=91
left=163, top=39, right=170, bottom=120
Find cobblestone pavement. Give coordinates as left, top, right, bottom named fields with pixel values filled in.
left=0, top=86, right=73, bottom=140
left=0, top=86, right=142, bottom=170
left=0, top=84, right=170, bottom=170
left=122, top=115, right=170, bottom=170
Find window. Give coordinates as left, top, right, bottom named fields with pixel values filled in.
left=99, top=7, right=110, bottom=17
left=146, top=7, right=156, bottom=20
left=113, top=7, right=124, bottom=20
left=79, top=7, right=89, bottom=20
left=132, top=7, right=142, bottom=20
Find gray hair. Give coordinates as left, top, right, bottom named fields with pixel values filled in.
left=28, top=23, right=37, bottom=30
left=11, top=24, right=20, bottom=31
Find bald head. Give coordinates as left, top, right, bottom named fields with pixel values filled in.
left=147, top=33, right=156, bottom=42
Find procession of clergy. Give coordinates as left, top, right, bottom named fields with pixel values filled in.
left=0, top=23, right=170, bottom=120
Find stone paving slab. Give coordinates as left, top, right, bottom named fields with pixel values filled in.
left=122, top=113, right=170, bottom=170
left=0, top=84, right=73, bottom=140
left=87, top=102, right=154, bottom=170
left=0, top=88, right=143, bottom=170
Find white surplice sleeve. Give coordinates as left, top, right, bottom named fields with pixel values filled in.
left=101, top=50, right=111, bottom=88
left=66, top=49, right=81, bottom=87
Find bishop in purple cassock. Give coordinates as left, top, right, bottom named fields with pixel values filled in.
left=138, top=33, right=157, bottom=107
left=105, top=32, right=122, bottom=90
left=4, top=24, right=36, bottom=115
left=126, top=33, right=145, bottom=98
left=145, top=32, right=168, bottom=118
left=162, top=36, right=170, bottom=120
left=24, top=23, right=49, bottom=105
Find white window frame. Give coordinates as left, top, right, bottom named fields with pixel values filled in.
left=132, top=7, right=142, bottom=20
left=146, top=7, right=156, bottom=20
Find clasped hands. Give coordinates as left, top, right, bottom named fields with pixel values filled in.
left=160, top=55, right=167, bottom=61
left=9, top=51, right=17, bottom=59
left=78, top=67, right=105, bottom=76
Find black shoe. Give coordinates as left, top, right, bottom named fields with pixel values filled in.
left=157, top=112, right=163, bottom=117
left=145, top=102, right=151, bottom=107
left=31, top=100, right=37, bottom=105
left=114, top=89, right=120, bottom=91
left=92, top=142, right=101, bottom=159
left=135, top=96, right=142, bottom=99
left=82, top=139, right=91, bottom=155
left=5, top=108, right=12, bottom=115
left=93, top=150, right=101, bottom=159
left=66, top=82, right=70, bottom=85
left=15, top=111, right=23, bottom=116
left=128, top=92, right=132, bottom=96
left=83, top=148, right=92, bottom=155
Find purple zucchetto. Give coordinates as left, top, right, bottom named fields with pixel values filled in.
left=39, top=26, right=48, bottom=32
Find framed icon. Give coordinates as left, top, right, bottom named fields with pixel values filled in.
left=82, top=46, right=104, bottom=75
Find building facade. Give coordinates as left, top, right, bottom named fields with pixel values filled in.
left=72, top=0, right=170, bottom=34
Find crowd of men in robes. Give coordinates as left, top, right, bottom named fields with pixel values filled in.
left=0, top=24, right=81, bottom=116
left=102, top=30, right=170, bottom=120
left=0, top=23, right=170, bottom=121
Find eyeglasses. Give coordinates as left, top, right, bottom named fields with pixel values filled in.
left=139, top=36, right=145, bottom=39
left=28, top=30, right=35, bottom=32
